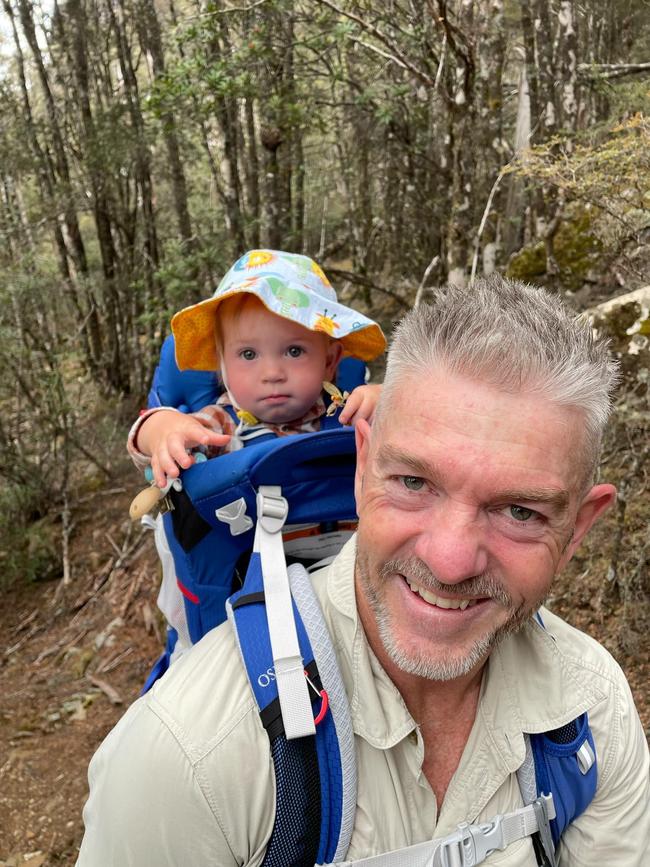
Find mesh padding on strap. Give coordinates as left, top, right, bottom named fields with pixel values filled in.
left=546, top=720, right=579, bottom=745
left=262, top=734, right=321, bottom=867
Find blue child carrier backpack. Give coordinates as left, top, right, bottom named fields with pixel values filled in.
left=142, top=335, right=367, bottom=666
left=138, top=335, right=599, bottom=867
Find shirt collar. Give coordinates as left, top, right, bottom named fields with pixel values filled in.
left=483, top=612, right=606, bottom=737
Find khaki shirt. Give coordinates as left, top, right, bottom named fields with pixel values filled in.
left=77, top=538, right=650, bottom=865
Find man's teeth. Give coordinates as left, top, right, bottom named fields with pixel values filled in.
left=406, top=578, right=477, bottom=610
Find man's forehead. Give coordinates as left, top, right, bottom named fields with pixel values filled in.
left=379, top=367, right=587, bottom=440
left=371, top=370, right=588, bottom=503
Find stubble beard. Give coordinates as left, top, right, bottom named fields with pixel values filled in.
left=356, top=552, right=546, bottom=682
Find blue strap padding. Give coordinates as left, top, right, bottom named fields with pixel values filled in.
left=230, top=554, right=316, bottom=713
left=165, top=514, right=243, bottom=643
left=183, top=428, right=357, bottom=521
left=230, top=554, right=281, bottom=712
left=335, top=356, right=366, bottom=395
left=231, top=553, right=345, bottom=863
left=313, top=701, right=344, bottom=863
left=530, top=712, right=598, bottom=847
left=262, top=735, right=321, bottom=867
left=320, top=407, right=345, bottom=430
left=164, top=429, right=357, bottom=643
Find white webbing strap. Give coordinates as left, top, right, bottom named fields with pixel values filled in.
left=327, top=794, right=556, bottom=867
left=256, top=485, right=315, bottom=741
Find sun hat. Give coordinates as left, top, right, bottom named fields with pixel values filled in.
left=171, top=249, right=387, bottom=371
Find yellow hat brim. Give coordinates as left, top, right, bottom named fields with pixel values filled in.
left=171, top=290, right=386, bottom=371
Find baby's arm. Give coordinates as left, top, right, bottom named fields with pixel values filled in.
left=338, top=383, right=382, bottom=427
left=130, top=408, right=231, bottom=488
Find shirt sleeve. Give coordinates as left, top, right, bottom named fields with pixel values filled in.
left=557, top=664, right=650, bottom=866
left=126, top=404, right=235, bottom=472
left=76, top=699, right=239, bottom=867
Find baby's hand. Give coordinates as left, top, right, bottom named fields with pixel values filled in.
left=137, top=411, right=231, bottom=488
left=338, top=383, right=382, bottom=427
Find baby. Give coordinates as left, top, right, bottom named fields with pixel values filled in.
left=129, top=249, right=386, bottom=485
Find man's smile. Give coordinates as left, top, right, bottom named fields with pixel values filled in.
left=404, top=577, right=480, bottom=610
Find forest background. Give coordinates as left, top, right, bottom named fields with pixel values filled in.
left=0, top=1, right=649, bottom=864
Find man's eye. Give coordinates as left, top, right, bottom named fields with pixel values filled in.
left=287, top=346, right=304, bottom=358
left=401, top=476, right=424, bottom=491
left=509, top=505, right=535, bottom=522
left=240, top=349, right=256, bottom=361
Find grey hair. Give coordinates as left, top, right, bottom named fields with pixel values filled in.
left=377, top=275, right=620, bottom=486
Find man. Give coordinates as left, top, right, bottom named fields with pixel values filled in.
left=77, top=276, right=649, bottom=865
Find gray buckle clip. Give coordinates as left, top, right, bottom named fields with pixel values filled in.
left=435, top=794, right=556, bottom=867
left=436, top=817, right=507, bottom=866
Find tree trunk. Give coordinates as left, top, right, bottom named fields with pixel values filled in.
left=136, top=0, right=194, bottom=245
left=16, top=0, right=89, bottom=278
left=5, top=0, right=103, bottom=375
left=244, top=97, right=261, bottom=248
left=439, top=0, right=476, bottom=286
left=520, top=0, right=541, bottom=141
left=557, top=0, right=579, bottom=131
left=534, top=0, right=560, bottom=136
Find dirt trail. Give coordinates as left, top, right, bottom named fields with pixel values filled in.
left=0, top=482, right=161, bottom=866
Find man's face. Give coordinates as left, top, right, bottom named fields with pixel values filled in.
left=354, top=368, right=615, bottom=682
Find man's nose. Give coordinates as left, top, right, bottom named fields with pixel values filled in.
left=412, top=504, right=489, bottom=585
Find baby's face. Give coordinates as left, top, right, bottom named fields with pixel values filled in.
left=221, top=303, right=341, bottom=424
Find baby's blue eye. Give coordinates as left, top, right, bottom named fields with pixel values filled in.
left=240, top=349, right=256, bottom=361
left=287, top=346, right=304, bottom=358
left=401, top=476, right=424, bottom=491
left=509, top=505, right=534, bottom=522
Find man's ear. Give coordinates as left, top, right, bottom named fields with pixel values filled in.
left=324, top=340, right=343, bottom=379
left=354, top=418, right=371, bottom=507
left=558, top=483, right=617, bottom=571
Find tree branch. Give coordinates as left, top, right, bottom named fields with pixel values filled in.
left=578, top=62, right=650, bottom=81
left=470, top=167, right=508, bottom=283
left=325, top=268, right=410, bottom=309
left=315, top=0, right=436, bottom=88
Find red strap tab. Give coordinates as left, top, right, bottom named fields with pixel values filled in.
left=177, top=578, right=199, bottom=605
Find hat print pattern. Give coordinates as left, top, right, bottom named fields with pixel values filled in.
left=171, top=249, right=386, bottom=370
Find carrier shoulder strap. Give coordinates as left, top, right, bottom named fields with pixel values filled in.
left=517, top=614, right=598, bottom=850
left=227, top=486, right=356, bottom=866
left=517, top=718, right=597, bottom=848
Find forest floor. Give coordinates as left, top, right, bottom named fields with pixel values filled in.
left=1, top=291, right=649, bottom=865
left=0, top=459, right=162, bottom=867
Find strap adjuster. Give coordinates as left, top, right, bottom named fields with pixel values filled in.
left=257, top=485, right=289, bottom=534
left=435, top=794, right=556, bottom=867
left=436, top=817, right=510, bottom=866
left=436, top=821, right=475, bottom=866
